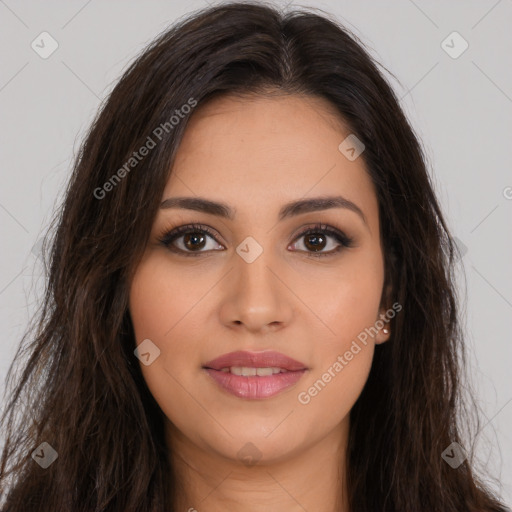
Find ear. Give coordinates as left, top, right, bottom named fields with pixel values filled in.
left=374, top=319, right=391, bottom=345
left=375, top=280, right=393, bottom=345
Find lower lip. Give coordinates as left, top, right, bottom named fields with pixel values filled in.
left=204, top=368, right=307, bottom=399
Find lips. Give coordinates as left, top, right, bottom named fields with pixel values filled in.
left=202, top=350, right=308, bottom=399
left=203, top=350, right=307, bottom=372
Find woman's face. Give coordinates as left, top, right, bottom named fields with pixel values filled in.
left=129, top=93, right=391, bottom=465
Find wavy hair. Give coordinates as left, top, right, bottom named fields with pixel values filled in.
left=0, top=1, right=508, bottom=510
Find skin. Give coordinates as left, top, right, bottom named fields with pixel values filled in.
left=129, top=93, right=392, bottom=512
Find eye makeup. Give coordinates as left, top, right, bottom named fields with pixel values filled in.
left=157, top=222, right=355, bottom=258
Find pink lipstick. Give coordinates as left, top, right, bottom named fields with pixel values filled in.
left=203, top=350, right=308, bottom=399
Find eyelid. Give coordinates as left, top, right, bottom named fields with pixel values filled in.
left=158, top=222, right=355, bottom=257
left=158, top=223, right=222, bottom=252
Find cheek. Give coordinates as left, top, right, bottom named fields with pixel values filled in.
left=128, top=252, right=219, bottom=370
left=129, top=254, right=207, bottom=343
left=128, top=257, right=205, bottom=428
left=295, top=340, right=374, bottom=437
left=294, top=251, right=383, bottom=414
left=128, top=256, right=193, bottom=382
left=305, top=251, right=384, bottom=350
left=295, top=271, right=381, bottom=420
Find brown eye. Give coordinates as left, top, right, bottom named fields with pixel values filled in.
left=182, top=232, right=207, bottom=251
left=159, top=224, right=224, bottom=256
left=289, top=224, right=354, bottom=257
left=303, top=233, right=327, bottom=252
left=159, top=222, right=354, bottom=258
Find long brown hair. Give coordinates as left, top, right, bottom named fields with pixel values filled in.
left=0, top=2, right=508, bottom=510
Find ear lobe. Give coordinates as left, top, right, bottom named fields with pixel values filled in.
left=375, top=324, right=391, bottom=345
left=376, top=283, right=393, bottom=345
left=376, top=248, right=396, bottom=344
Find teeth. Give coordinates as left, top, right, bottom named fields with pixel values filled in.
left=221, top=366, right=286, bottom=376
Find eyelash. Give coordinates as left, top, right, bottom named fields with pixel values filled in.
left=158, top=222, right=354, bottom=258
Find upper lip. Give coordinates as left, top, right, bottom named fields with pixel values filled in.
left=203, top=350, right=307, bottom=371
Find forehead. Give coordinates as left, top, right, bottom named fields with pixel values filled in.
left=163, top=93, right=378, bottom=230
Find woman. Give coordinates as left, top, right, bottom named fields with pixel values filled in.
left=0, top=2, right=508, bottom=511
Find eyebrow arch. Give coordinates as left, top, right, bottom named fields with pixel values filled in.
left=160, top=195, right=367, bottom=226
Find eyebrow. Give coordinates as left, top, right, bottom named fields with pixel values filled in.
left=160, top=195, right=367, bottom=225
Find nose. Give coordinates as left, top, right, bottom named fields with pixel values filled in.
left=218, top=246, right=294, bottom=334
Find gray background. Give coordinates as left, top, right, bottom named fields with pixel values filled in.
left=0, top=0, right=511, bottom=502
